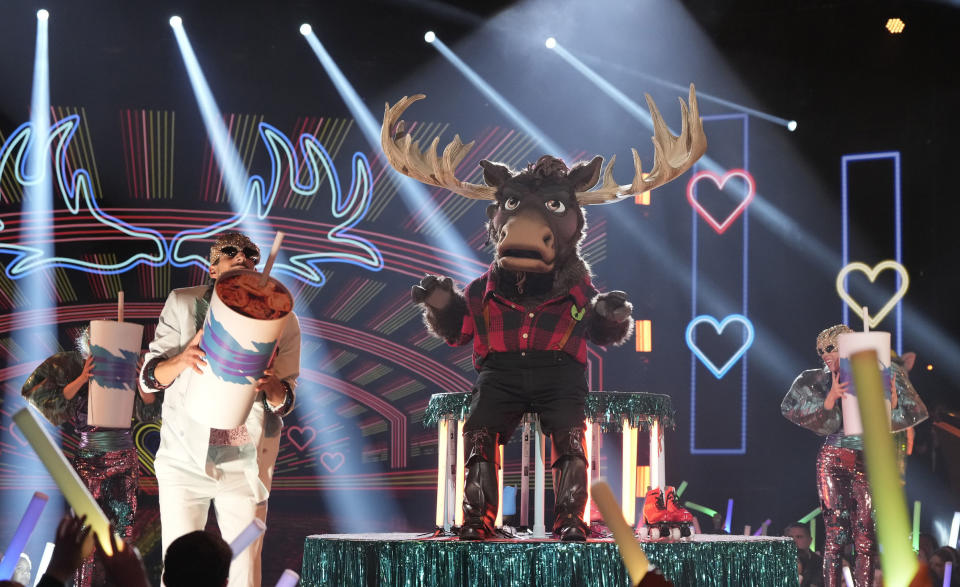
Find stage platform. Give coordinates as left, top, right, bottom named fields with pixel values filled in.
left=300, top=532, right=799, bottom=586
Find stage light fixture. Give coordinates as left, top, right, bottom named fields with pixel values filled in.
left=169, top=15, right=182, bottom=28
left=885, top=18, right=905, bottom=34
left=300, top=23, right=312, bottom=36
left=787, top=120, right=797, bottom=132
left=424, top=31, right=436, bottom=43
left=545, top=37, right=556, bottom=49
left=36, top=9, right=49, bottom=20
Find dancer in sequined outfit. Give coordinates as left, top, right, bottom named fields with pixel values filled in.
left=21, top=330, right=161, bottom=587
left=781, top=324, right=928, bottom=587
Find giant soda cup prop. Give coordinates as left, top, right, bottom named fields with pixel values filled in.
left=185, top=269, right=293, bottom=429
left=88, top=320, right=144, bottom=428
left=837, top=331, right=891, bottom=436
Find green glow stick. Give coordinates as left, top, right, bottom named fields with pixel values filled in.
left=683, top=501, right=717, bottom=517
left=675, top=481, right=688, bottom=498
left=851, top=350, right=918, bottom=586
left=798, top=507, right=821, bottom=523
left=912, top=501, right=921, bottom=553
left=810, top=518, right=816, bottom=553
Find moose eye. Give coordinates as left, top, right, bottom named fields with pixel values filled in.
left=545, top=199, right=566, bottom=214
left=503, top=197, right=520, bottom=211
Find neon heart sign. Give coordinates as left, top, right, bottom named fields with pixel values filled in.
left=685, top=314, right=756, bottom=379
left=686, top=169, right=756, bottom=234
left=835, top=260, right=910, bottom=329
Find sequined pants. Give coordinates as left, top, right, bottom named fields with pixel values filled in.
left=816, top=444, right=876, bottom=587
left=72, top=447, right=139, bottom=587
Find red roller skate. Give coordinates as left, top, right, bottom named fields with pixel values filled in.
left=638, top=486, right=694, bottom=540
left=664, top=486, right=694, bottom=538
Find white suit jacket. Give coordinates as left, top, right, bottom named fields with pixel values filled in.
left=141, top=285, right=301, bottom=502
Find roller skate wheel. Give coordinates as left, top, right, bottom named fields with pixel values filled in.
left=649, top=527, right=660, bottom=539
left=681, top=525, right=692, bottom=538
left=670, top=527, right=681, bottom=540
left=637, top=526, right=650, bottom=540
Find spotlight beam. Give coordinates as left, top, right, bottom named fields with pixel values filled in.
left=300, top=28, right=480, bottom=266
left=428, top=35, right=566, bottom=157
left=169, top=18, right=256, bottom=236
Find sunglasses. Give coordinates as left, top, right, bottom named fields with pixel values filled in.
left=218, top=245, right=260, bottom=264
left=817, top=344, right=836, bottom=356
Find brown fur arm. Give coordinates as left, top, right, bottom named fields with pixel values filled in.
left=588, top=291, right=634, bottom=346
left=422, top=292, right=469, bottom=344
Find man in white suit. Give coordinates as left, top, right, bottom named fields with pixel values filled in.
left=140, top=231, right=300, bottom=587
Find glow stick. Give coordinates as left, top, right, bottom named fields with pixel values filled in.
left=842, top=565, right=854, bottom=587
left=117, top=290, right=124, bottom=322
left=683, top=502, right=718, bottom=517
left=752, top=519, right=771, bottom=536
left=798, top=507, right=821, bottom=523
left=949, top=511, right=960, bottom=548
left=851, top=349, right=918, bottom=586
left=724, top=499, right=733, bottom=533
left=675, top=481, right=688, bottom=498
left=229, top=519, right=266, bottom=559
left=591, top=481, right=649, bottom=585
left=944, top=562, right=953, bottom=587
left=275, top=569, right=299, bottom=587
left=13, top=408, right=115, bottom=555
left=259, top=231, right=285, bottom=287
left=810, top=519, right=816, bottom=553
left=0, top=492, right=48, bottom=580
left=33, top=542, right=54, bottom=587
left=912, top=501, right=921, bottom=552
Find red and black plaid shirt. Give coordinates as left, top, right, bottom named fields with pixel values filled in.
left=452, top=267, right=599, bottom=369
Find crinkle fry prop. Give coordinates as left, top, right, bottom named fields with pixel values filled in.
left=849, top=350, right=923, bottom=587
left=13, top=407, right=117, bottom=555
left=591, top=480, right=650, bottom=585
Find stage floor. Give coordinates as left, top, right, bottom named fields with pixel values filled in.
left=300, top=532, right=799, bottom=586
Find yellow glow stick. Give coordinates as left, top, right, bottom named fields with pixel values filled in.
left=13, top=408, right=115, bottom=555
left=591, top=480, right=649, bottom=586
left=850, top=350, right=917, bottom=586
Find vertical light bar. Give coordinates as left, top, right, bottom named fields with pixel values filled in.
left=435, top=418, right=448, bottom=528
left=633, top=173, right=651, bottom=205
left=445, top=419, right=457, bottom=530
left=584, top=421, right=592, bottom=523
left=300, top=27, right=478, bottom=264
left=168, top=17, right=255, bottom=235
left=533, top=416, right=546, bottom=537
left=634, top=319, right=652, bottom=353
left=520, top=417, right=531, bottom=528
left=635, top=465, right=650, bottom=498
left=495, top=444, right=504, bottom=528
left=649, top=420, right=663, bottom=490
left=840, top=152, right=903, bottom=353
left=621, top=417, right=632, bottom=524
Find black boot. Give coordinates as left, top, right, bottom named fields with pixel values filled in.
left=460, top=428, right=500, bottom=541
left=551, top=427, right=589, bottom=541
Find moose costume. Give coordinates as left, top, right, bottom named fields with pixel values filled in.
left=382, top=87, right=706, bottom=540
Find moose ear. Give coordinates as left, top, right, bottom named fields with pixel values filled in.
left=479, top=160, right=512, bottom=188
left=567, top=156, right=604, bottom=192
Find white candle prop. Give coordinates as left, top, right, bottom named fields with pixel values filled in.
left=275, top=569, right=300, bottom=587
left=0, top=492, right=48, bottom=580
left=259, top=231, right=285, bottom=287
left=186, top=269, right=293, bottom=429
left=13, top=408, right=115, bottom=555
left=837, top=331, right=891, bottom=436
left=229, top=519, right=266, bottom=560
left=117, top=290, right=124, bottom=322
left=591, top=480, right=649, bottom=585
left=33, top=542, right=54, bottom=587
left=88, top=319, right=143, bottom=428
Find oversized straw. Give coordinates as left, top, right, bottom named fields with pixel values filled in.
left=230, top=519, right=267, bottom=559
left=591, top=480, right=649, bottom=585
left=850, top=349, right=918, bottom=586
left=0, top=492, right=48, bottom=580
left=13, top=408, right=116, bottom=555
left=117, top=290, right=124, bottom=322
left=259, top=232, right=285, bottom=287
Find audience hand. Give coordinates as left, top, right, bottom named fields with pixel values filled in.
left=96, top=527, right=149, bottom=587
left=45, top=513, right=93, bottom=583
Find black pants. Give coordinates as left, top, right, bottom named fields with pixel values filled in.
left=463, top=351, right=588, bottom=439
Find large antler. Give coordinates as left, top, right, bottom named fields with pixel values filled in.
left=576, top=84, right=707, bottom=205
left=381, top=94, right=496, bottom=201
